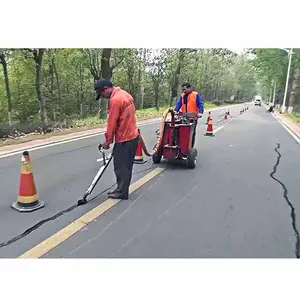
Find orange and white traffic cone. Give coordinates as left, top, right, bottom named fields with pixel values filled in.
left=206, top=111, right=211, bottom=124
left=134, top=129, right=147, bottom=164
left=205, top=118, right=214, bottom=137
left=12, top=151, right=44, bottom=212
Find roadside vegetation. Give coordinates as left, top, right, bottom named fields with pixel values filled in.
left=0, top=48, right=257, bottom=145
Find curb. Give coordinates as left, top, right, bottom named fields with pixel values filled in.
left=0, top=103, right=244, bottom=158
left=263, top=103, right=300, bottom=142
left=273, top=113, right=300, bottom=139
left=0, top=118, right=160, bottom=158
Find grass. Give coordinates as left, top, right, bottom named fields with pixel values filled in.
left=286, top=113, right=300, bottom=123
left=72, top=106, right=171, bottom=128
left=0, top=102, right=226, bottom=148
left=72, top=103, right=219, bottom=128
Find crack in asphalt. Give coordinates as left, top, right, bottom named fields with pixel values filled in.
left=270, top=143, right=300, bottom=258
left=0, top=166, right=153, bottom=250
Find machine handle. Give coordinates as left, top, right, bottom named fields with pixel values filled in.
left=98, top=144, right=107, bottom=165
left=182, top=112, right=198, bottom=118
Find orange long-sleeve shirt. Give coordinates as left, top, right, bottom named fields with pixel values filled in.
left=105, top=87, right=139, bottom=144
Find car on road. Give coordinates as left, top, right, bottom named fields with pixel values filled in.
left=254, top=99, right=262, bottom=106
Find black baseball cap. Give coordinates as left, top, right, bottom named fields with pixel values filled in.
left=94, top=79, right=113, bottom=100
left=181, top=82, right=192, bottom=89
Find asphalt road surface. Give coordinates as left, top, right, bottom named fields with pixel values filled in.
left=0, top=103, right=299, bottom=258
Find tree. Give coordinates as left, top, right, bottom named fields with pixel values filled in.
left=0, top=47, right=260, bottom=134
left=252, top=48, right=300, bottom=113
left=147, top=49, right=168, bottom=110
left=21, top=48, right=47, bottom=124
left=84, top=48, right=125, bottom=118
left=0, top=49, right=13, bottom=125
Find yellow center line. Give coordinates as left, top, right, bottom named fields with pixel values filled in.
left=18, top=167, right=164, bottom=259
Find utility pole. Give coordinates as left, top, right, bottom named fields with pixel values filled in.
left=281, top=48, right=293, bottom=113
left=272, top=81, right=276, bottom=106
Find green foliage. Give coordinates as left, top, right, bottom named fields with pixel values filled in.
left=0, top=48, right=257, bottom=129
left=252, top=48, right=300, bottom=109
left=286, top=113, right=300, bottom=122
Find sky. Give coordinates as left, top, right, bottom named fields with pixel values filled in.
left=229, top=48, right=245, bottom=54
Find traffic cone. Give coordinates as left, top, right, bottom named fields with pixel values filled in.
left=205, top=118, right=214, bottom=137
left=134, top=129, right=146, bottom=164
left=206, top=111, right=211, bottom=124
left=12, top=151, right=44, bottom=212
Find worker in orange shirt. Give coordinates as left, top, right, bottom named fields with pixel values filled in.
left=174, top=83, right=204, bottom=147
left=95, top=79, right=139, bottom=200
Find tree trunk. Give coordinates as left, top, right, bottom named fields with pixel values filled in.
left=49, top=56, right=54, bottom=97
left=101, top=49, right=112, bottom=80
left=170, top=49, right=185, bottom=106
left=154, top=81, right=159, bottom=111
left=137, top=66, right=141, bottom=108
left=52, top=55, right=61, bottom=104
left=99, top=48, right=112, bottom=118
left=0, top=53, right=13, bottom=125
left=33, top=49, right=47, bottom=125
left=288, top=67, right=300, bottom=113
left=126, top=60, right=135, bottom=100
left=214, top=82, right=219, bottom=99
left=139, top=48, right=147, bottom=109
left=79, top=62, right=84, bottom=118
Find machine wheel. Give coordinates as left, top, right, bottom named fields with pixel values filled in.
left=187, top=148, right=197, bottom=169
left=152, top=145, right=162, bottom=164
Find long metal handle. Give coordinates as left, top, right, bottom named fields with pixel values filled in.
left=81, top=146, right=113, bottom=202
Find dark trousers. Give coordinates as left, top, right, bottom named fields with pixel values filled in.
left=192, top=119, right=198, bottom=148
left=112, top=136, right=139, bottom=198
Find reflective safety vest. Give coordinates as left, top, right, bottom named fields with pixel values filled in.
left=180, top=91, right=200, bottom=114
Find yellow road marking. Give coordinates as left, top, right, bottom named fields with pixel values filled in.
left=18, top=167, right=164, bottom=259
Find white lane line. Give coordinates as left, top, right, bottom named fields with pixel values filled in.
left=214, top=126, right=224, bottom=134
left=0, top=119, right=161, bottom=159
left=0, top=104, right=244, bottom=159
left=271, top=113, right=300, bottom=144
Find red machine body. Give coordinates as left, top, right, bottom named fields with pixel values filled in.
left=152, top=111, right=198, bottom=169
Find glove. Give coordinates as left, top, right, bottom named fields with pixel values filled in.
left=99, top=142, right=110, bottom=150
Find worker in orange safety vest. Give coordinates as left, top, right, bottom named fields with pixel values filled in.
left=174, top=82, right=204, bottom=147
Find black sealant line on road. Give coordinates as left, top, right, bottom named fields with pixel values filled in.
left=270, top=143, right=300, bottom=259
left=0, top=165, right=154, bottom=250
left=0, top=105, right=246, bottom=250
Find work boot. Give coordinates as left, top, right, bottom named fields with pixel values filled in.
left=108, top=188, right=120, bottom=196
left=108, top=193, right=128, bottom=200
